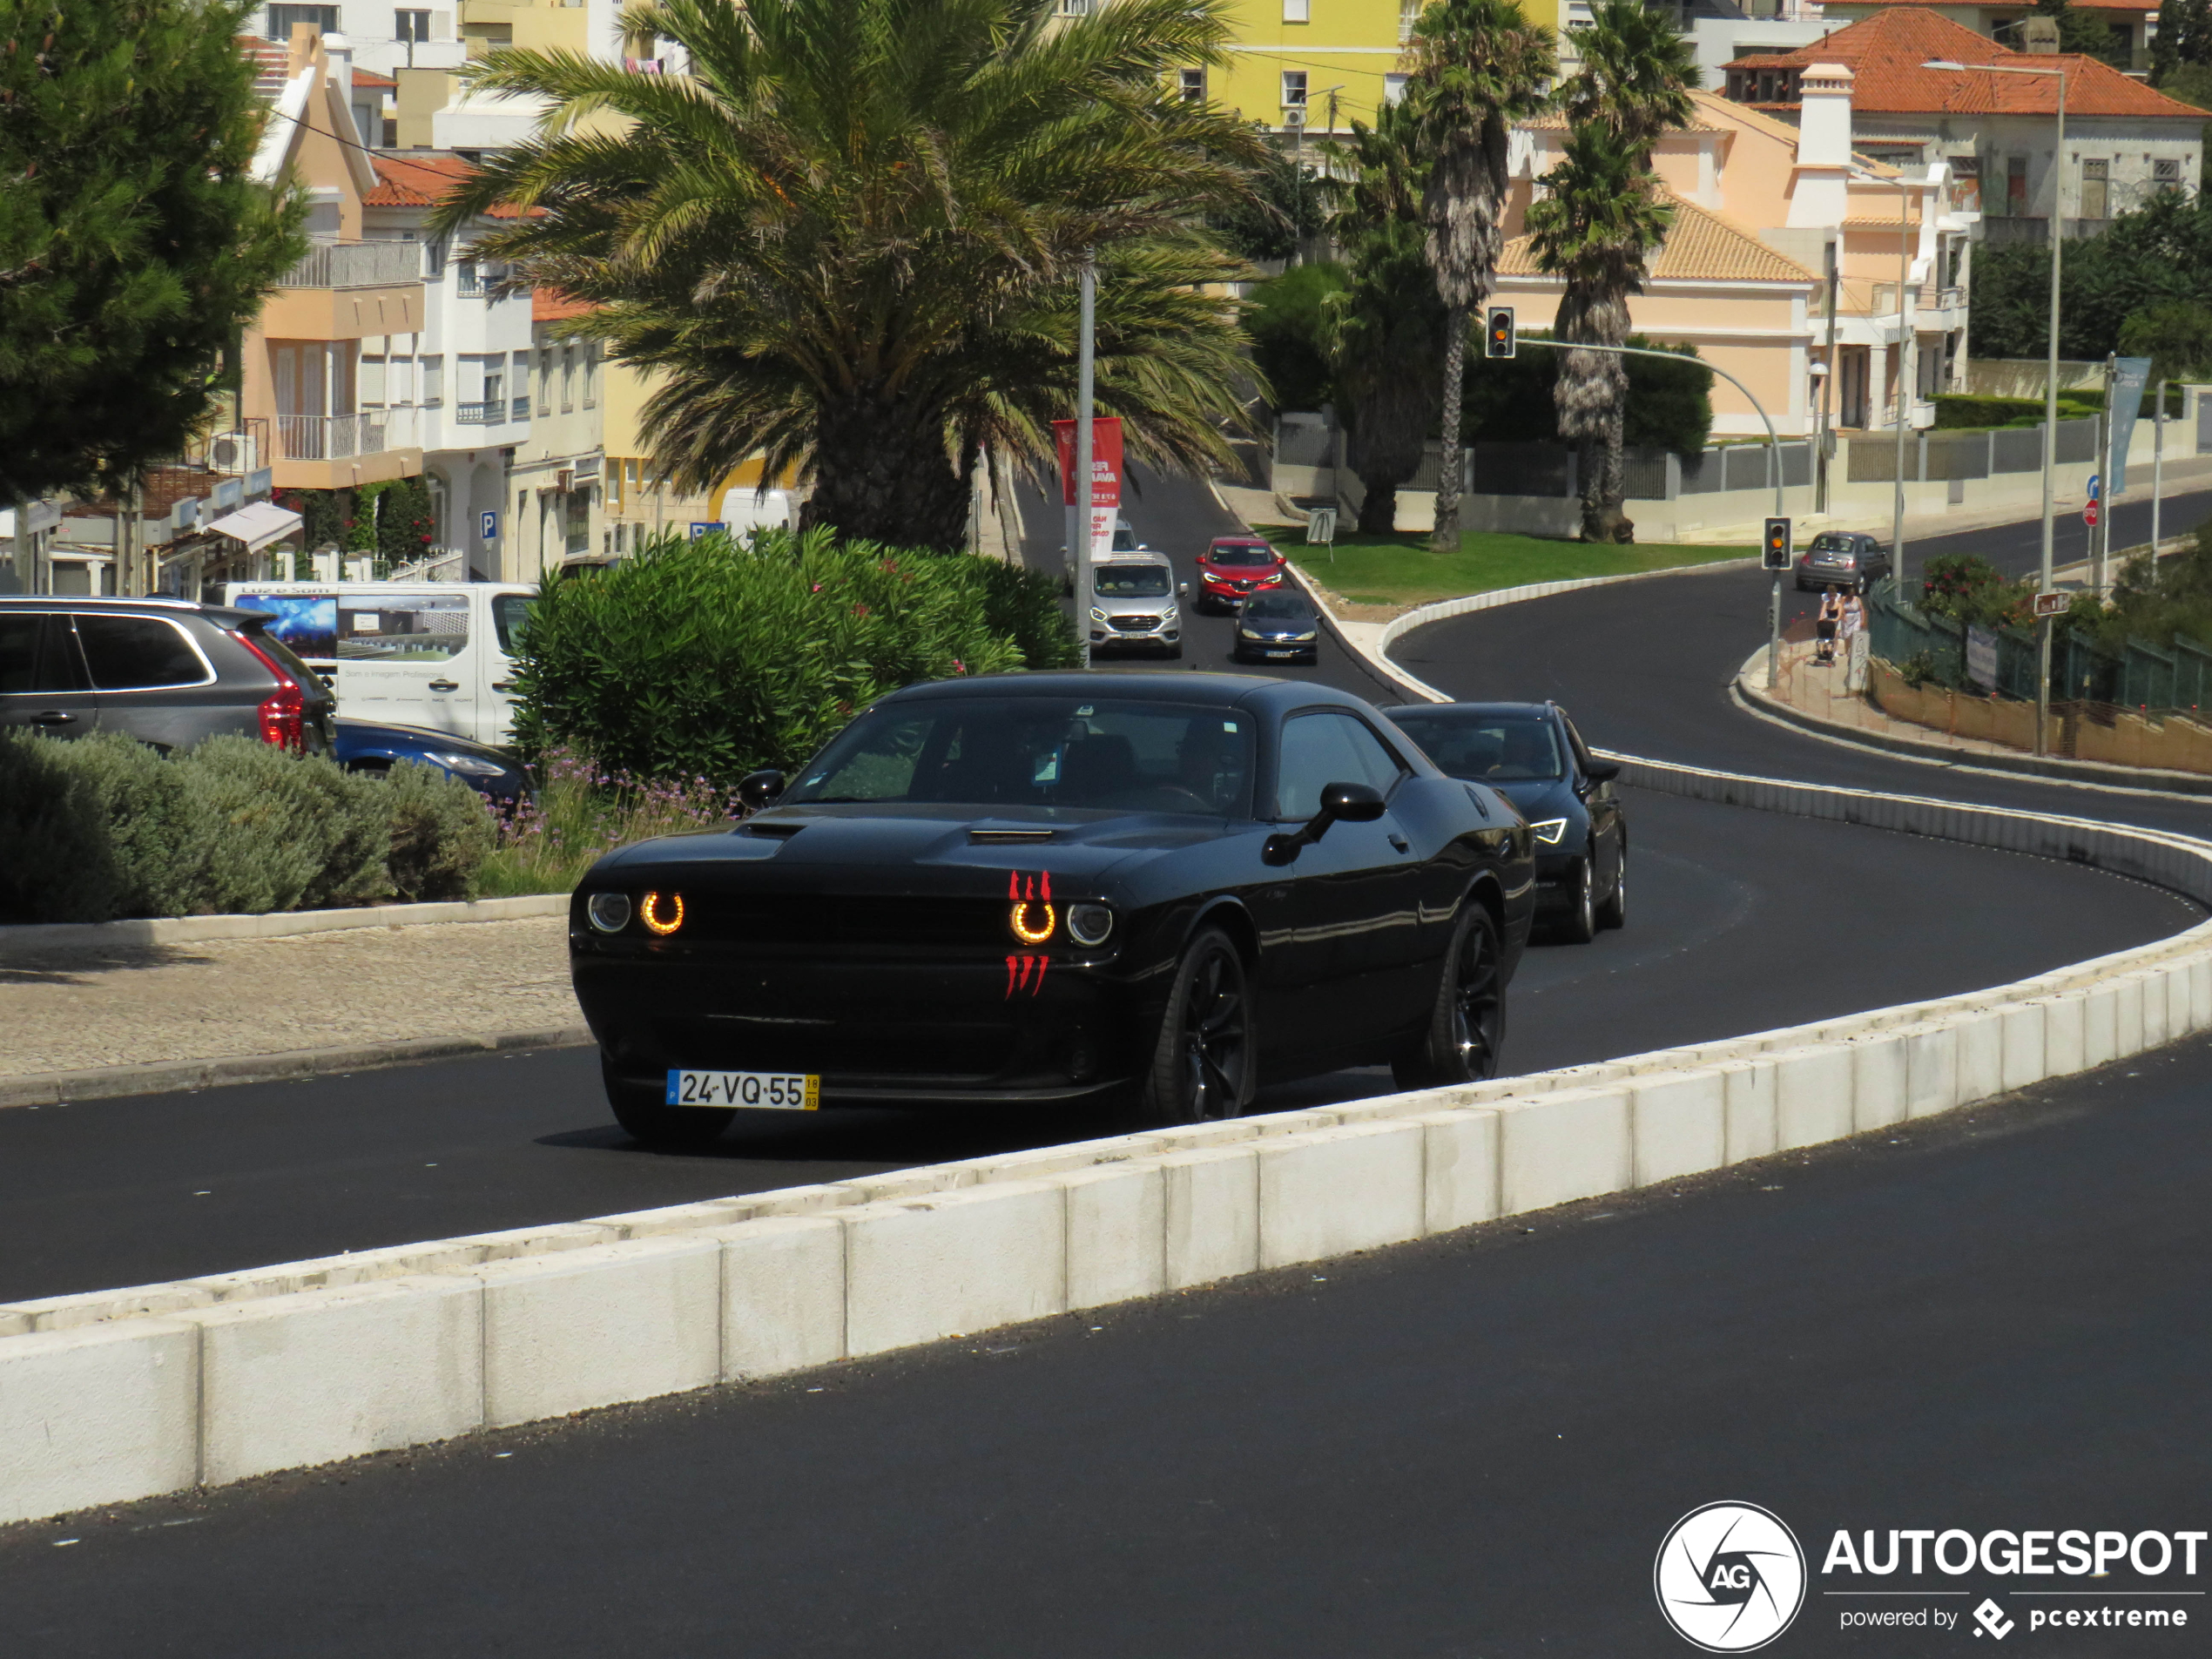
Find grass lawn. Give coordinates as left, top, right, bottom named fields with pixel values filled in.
left=1278, top=528, right=1755, bottom=610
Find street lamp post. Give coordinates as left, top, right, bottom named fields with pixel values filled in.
left=1075, top=247, right=1096, bottom=669
left=1924, top=57, right=2067, bottom=755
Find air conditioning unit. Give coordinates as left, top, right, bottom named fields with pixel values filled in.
left=209, top=433, right=259, bottom=473
left=1282, top=106, right=1306, bottom=128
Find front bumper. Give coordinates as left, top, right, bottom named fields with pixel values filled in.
left=572, top=933, right=1154, bottom=1106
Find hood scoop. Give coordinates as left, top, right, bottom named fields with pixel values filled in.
left=968, top=826, right=1056, bottom=844
left=745, top=820, right=806, bottom=840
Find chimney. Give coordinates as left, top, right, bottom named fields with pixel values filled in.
left=1786, top=63, right=1855, bottom=229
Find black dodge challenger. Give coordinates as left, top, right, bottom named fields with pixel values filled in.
left=570, top=673, right=1535, bottom=1146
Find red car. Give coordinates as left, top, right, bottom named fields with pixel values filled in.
left=1195, top=536, right=1288, bottom=613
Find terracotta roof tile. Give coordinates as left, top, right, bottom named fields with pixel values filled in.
left=534, top=289, right=596, bottom=322
left=1501, top=194, right=1816, bottom=286
left=352, top=68, right=397, bottom=90
left=1831, top=0, right=2154, bottom=13
left=365, top=153, right=529, bottom=216
left=1723, top=10, right=2207, bottom=119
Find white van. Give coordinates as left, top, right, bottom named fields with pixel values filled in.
left=219, top=581, right=534, bottom=746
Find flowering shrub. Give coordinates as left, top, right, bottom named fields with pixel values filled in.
left=476, top=746, right=748, bottom=896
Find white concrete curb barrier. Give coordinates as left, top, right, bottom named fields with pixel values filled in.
left=10, top=597, right=2212, bottom=1527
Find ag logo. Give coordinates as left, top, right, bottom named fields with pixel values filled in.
left=1655, top=1501, right=1807, bottom=1652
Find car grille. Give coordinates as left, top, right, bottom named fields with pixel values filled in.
left=679, top=892, right=1007, bottom=950
left=1109, top=614, right=1157, bottom=632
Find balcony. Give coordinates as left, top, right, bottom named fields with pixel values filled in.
left=271, top=408, right=424, bottom=489
left=453, top=399, right=529, bottom=427
left=263, top=240, right=424, bottom=340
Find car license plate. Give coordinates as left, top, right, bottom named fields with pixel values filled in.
left=665, top=1069, right=819, bottom=1109
left=1266, top=648, right=1298, bottom=658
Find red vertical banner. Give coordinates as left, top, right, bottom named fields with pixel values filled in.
left=1052, top=416, right=1123, bottom=558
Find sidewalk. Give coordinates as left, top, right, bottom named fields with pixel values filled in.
left=0, top=916, right=582, bottom=1090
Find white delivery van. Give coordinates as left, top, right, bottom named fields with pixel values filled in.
left=219, top=581, right=535, bottom=746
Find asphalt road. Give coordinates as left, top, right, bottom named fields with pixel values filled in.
left=1899, top=480, right=2212, bottom=590
left=12, top=1032, right=2211, bottom=1657
left=0, top=475, right=2194, bottom=1304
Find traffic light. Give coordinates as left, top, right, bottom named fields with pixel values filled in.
left=1484, top=307, right=1515, bottom=360
left=1762, top=516, right=1792, bottom=572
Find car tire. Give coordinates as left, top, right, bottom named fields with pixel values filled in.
left=1560, top=856, right=1597, bottom=943
left=603, top=1055, right=735, bottom=1150
left=1392, top=901, right=1506, bottom=1090
left=1596, top=840, right=1627, bottom=931
left=1136, top=927, right=1254, bottom=1125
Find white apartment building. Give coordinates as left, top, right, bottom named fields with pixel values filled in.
left=511, top=291, right=607, bottom=580
left=360, top=152, right=538, bottom=577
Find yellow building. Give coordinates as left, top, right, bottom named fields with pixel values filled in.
left=1187, top=0, right=1566, bottom=137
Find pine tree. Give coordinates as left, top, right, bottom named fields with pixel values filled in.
left=0, top=0, right=305, bottom=503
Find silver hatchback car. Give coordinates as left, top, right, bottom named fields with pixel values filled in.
left=0, top=597, right=338, bottom=754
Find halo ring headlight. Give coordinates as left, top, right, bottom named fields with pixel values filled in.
left=1010, top=898, right=1056, bottom=945
left=586, top=891, right=632, bottom=934
left=1067, top=903, right=1114, bottom=947
left=640, top=890, right=685, bottom=935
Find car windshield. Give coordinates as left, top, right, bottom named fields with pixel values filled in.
left=1241, top=593, right=1312, bottom=621
left=1389, top=711, right=1566, bottom=782
left=1110, top=525, right=1138, bottom=552
left=1094, top=564, right=1171, bottom=597
left=1808, top=534, right=1858, bottom=555
left=786, top=697, right=1254, bottom=816
left=1208, top=544, right=1276, bottom=566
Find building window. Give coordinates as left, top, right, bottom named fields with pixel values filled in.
left=561, top=344, right=577, bottom=413
left=1400, top=0, right=1420, bottom=43
left=1179, top=68, right=1205, bottom=104
left=1282, top=71, right=1306, bottom=111
left=537, top=347, right=553, bottom=416
left=1055, top=0, right=1093, bottom=13
left=512, top=350, right=530, bottom=420
left=456, top=259, right=482, bottom=297
left=482, top=362, right=503, bottom=410
left=1384, top=72, right=1409, bottom=105
left=395, top=9, right=431, bottom=43
left=1283, top=0, right=1309, bottom=20
left=2080, top=158, right=2109, bottom=221
left=421, top=355, right=443, bottom=405
left=2154, top=157, right=2182, bottom=189
left=583, top=343, right=598, bottom=408
left=266, top=4, right=338, bottom=41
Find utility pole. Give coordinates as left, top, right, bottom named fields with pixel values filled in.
left=1815, top=238, right=1838, bottom=516
left=1076, top=247, right=1096, bottom=670
left=2152, top=377, right=2167, bottom=557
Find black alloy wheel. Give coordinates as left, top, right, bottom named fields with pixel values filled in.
left=603, top=1055, right=736, bottom=1150
left=1597, top=839, right=1628, bottom=930
left=1393, top=903, right=1506, bottom=1089
left=1139, top=927, right=1254, bottom=1125
left=1560, top=855, right=1597, bottom=943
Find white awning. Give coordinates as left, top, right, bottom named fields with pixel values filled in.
left=205, top=501, right=303, bottom=554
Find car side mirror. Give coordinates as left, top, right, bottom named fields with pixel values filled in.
left=1583, top=759, right=1620, bottom=785
left=1177, top=581, right=1189, bottom=599
left=738, top=768, right=786, bottom=810
left=1264, top=780, right=1386, bottom=865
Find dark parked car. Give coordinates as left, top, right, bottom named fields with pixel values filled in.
left=335, top=717, right=531, bottom=806
left=570, top=673, right=1534, bottom=1146
left=1231, top=589, right=1322, bottom=665
left=1795, top=531, right=1891, bottom=593
left=0, top=597, right=335, bottom=754
left=1383, top=701, right=1625, bottom=943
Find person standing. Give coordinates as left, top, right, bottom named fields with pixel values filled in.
left=1816, top=589, right=1842, bottom=665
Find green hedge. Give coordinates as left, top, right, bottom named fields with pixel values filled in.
left=0, top=734, right=494, bottom=924
left=509, top=527, right=1080, bottom=786
left=1932, top=393, right=2104, bottom=430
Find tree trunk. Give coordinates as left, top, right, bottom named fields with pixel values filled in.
left=803, top=388, right=972, bottom=550
left=1432, top=304, right=1466, bottom=553
left=1598, top=395, right=1633, bottom=543
left=1357, top=475, right=1399, bottom=534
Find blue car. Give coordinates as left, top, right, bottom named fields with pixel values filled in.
left=1230, top=589, right=1321, bottom=664
left=334, top=718, right=532, bottom=807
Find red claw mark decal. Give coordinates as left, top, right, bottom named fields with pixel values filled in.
left=1002, top=954, right=1049, bottom=999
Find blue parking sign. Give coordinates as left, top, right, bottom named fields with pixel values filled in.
left=482, top=509, right=499, bottom=541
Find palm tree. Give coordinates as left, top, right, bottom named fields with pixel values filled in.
left=1322, top=103, right=1445, bottom=534
left=1536, top=0, right=1697, bottom=542
left=1526, top=126, right=1674, bottom=542
left=1400, top=0, right=1555, bottom=554
left=428, top=0, right=1267, bottom=550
